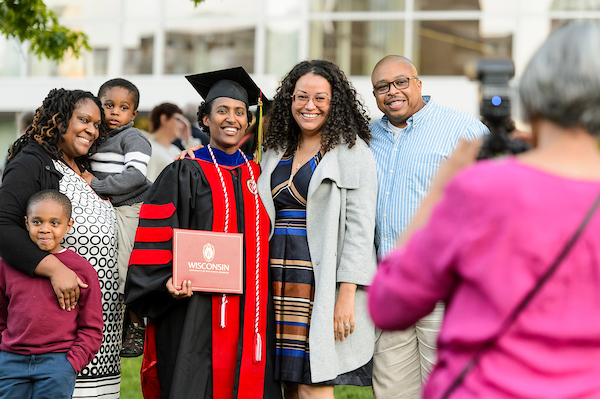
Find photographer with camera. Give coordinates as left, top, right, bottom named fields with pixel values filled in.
left=369, top=22, right=600, bottom=399
left=473, top=59, right=531, bottom=159
left=369, top=56, right=488, bottom=399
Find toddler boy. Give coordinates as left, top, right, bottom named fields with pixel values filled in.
left=83, top=78, right=151, bottom=357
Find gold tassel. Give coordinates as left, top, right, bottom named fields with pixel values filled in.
left=256, top=91, right=264, bottom=163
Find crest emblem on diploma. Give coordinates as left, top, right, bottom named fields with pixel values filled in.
left=247, top=179, right=258, bottom=195
left=203, top=243, right=215, bottom=262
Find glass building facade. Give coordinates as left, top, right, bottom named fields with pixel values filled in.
left=1, top=0, right=600, bottom=157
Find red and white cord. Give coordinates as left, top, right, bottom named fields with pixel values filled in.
left=239, top=150, right=262, bottom=363
left=208, top=145, right=262, bottom=363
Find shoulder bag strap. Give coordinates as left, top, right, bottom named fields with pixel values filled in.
left=441, top=190, right=600, bottom=399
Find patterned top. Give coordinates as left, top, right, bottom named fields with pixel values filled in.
left=369, top=95, right=488, bottom=256
left=53, top=160, right=124, bottom=399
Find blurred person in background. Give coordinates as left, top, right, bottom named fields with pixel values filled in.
left=17, top=111, right=35, bottom=136
left=369, top=22, right=600, bottom=399
left=172, top=103, right=209, bottom=150
left=146, top=102, right=189, bottom=182
left=1, top=111, right=35, bottom=184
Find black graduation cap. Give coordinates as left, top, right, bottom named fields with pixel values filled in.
left=185, top=66, right=263, bottom=106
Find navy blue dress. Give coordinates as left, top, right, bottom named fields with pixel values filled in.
left=269, top=151, right=371, bottom=386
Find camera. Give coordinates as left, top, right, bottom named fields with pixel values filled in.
left=469, top=59, right=531, bottom=159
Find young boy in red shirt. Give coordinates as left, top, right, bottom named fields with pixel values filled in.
left=0, top=190, right=103, bottom=398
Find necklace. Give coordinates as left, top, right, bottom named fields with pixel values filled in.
left=293, top=140, right=321, bottom=171
left=287, top=140, right=321, bottom=187
left=206, top=145, right=264, bottom=363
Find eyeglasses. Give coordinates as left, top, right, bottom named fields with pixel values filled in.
left=291, top=92, right=331, bottom=106
left=373, top=77, right=419, bottom=95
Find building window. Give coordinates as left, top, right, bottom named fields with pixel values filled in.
left=311, top=0, right=405, bottom=12
left=415, top=20, right=512, bottom=75
left=122, top=24, right=155, bottom=75
left=0, top=38, right=23, bottom=77
left=92, top=48, right=109, bottom=76
left=164, top=29, right=255, bottom=74
left=124, top=37, right=154, bottom=75
left=266, top=27, right=299, bottom=76
left=310, top=20, right=404, bottom=76
left=415, top=0, right=481, bottom=11
left=551, top=0, right=600, bottom=11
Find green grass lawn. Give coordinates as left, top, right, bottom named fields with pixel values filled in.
left=121, top=357, right=373, bottom=398
left=121, top=357, right=143, bottom=399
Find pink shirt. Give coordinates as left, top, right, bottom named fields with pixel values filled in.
left=369, top=158, right=600, bottom=399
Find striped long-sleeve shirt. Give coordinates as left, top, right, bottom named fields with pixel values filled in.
left=370, top=96, right=488, bottom=256
left=89, top=122, right=152, bottom=206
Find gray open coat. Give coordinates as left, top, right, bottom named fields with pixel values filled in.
left=257, top=138, right=379, bottom=383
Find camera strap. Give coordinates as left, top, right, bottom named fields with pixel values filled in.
left=440, top=189, right=600, bottom=399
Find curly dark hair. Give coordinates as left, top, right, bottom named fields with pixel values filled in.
left=98, top=78, right=140, bottom=110
left=8, top=88, right=107, bottom=164
left=264, top=60, right=371, bottom=153
left=197, top=99, right=254, bottom=136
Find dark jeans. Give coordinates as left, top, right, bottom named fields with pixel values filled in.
left=0, top=351, right=76, bottom=399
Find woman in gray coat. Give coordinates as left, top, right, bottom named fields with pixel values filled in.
left=257, top=60, right=378, bottom=399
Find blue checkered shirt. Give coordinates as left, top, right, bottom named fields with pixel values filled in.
left=370, top=96, right=489, bottom=256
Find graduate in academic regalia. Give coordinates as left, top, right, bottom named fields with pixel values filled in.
left=124, top=67, right=281, bottom=399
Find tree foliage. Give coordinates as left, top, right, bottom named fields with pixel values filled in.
left=0, top=0, right=90, bottom=61
left=0, top=0, right=206, bottom=62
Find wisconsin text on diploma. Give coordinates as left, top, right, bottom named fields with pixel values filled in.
left=188, top=262, right=231, bottom=272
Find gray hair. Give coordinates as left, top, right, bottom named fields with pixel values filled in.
left=519, top=22, right=600, bottom=136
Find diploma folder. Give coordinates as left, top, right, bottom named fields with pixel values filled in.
left=172, top=228, right=243, bottom=294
